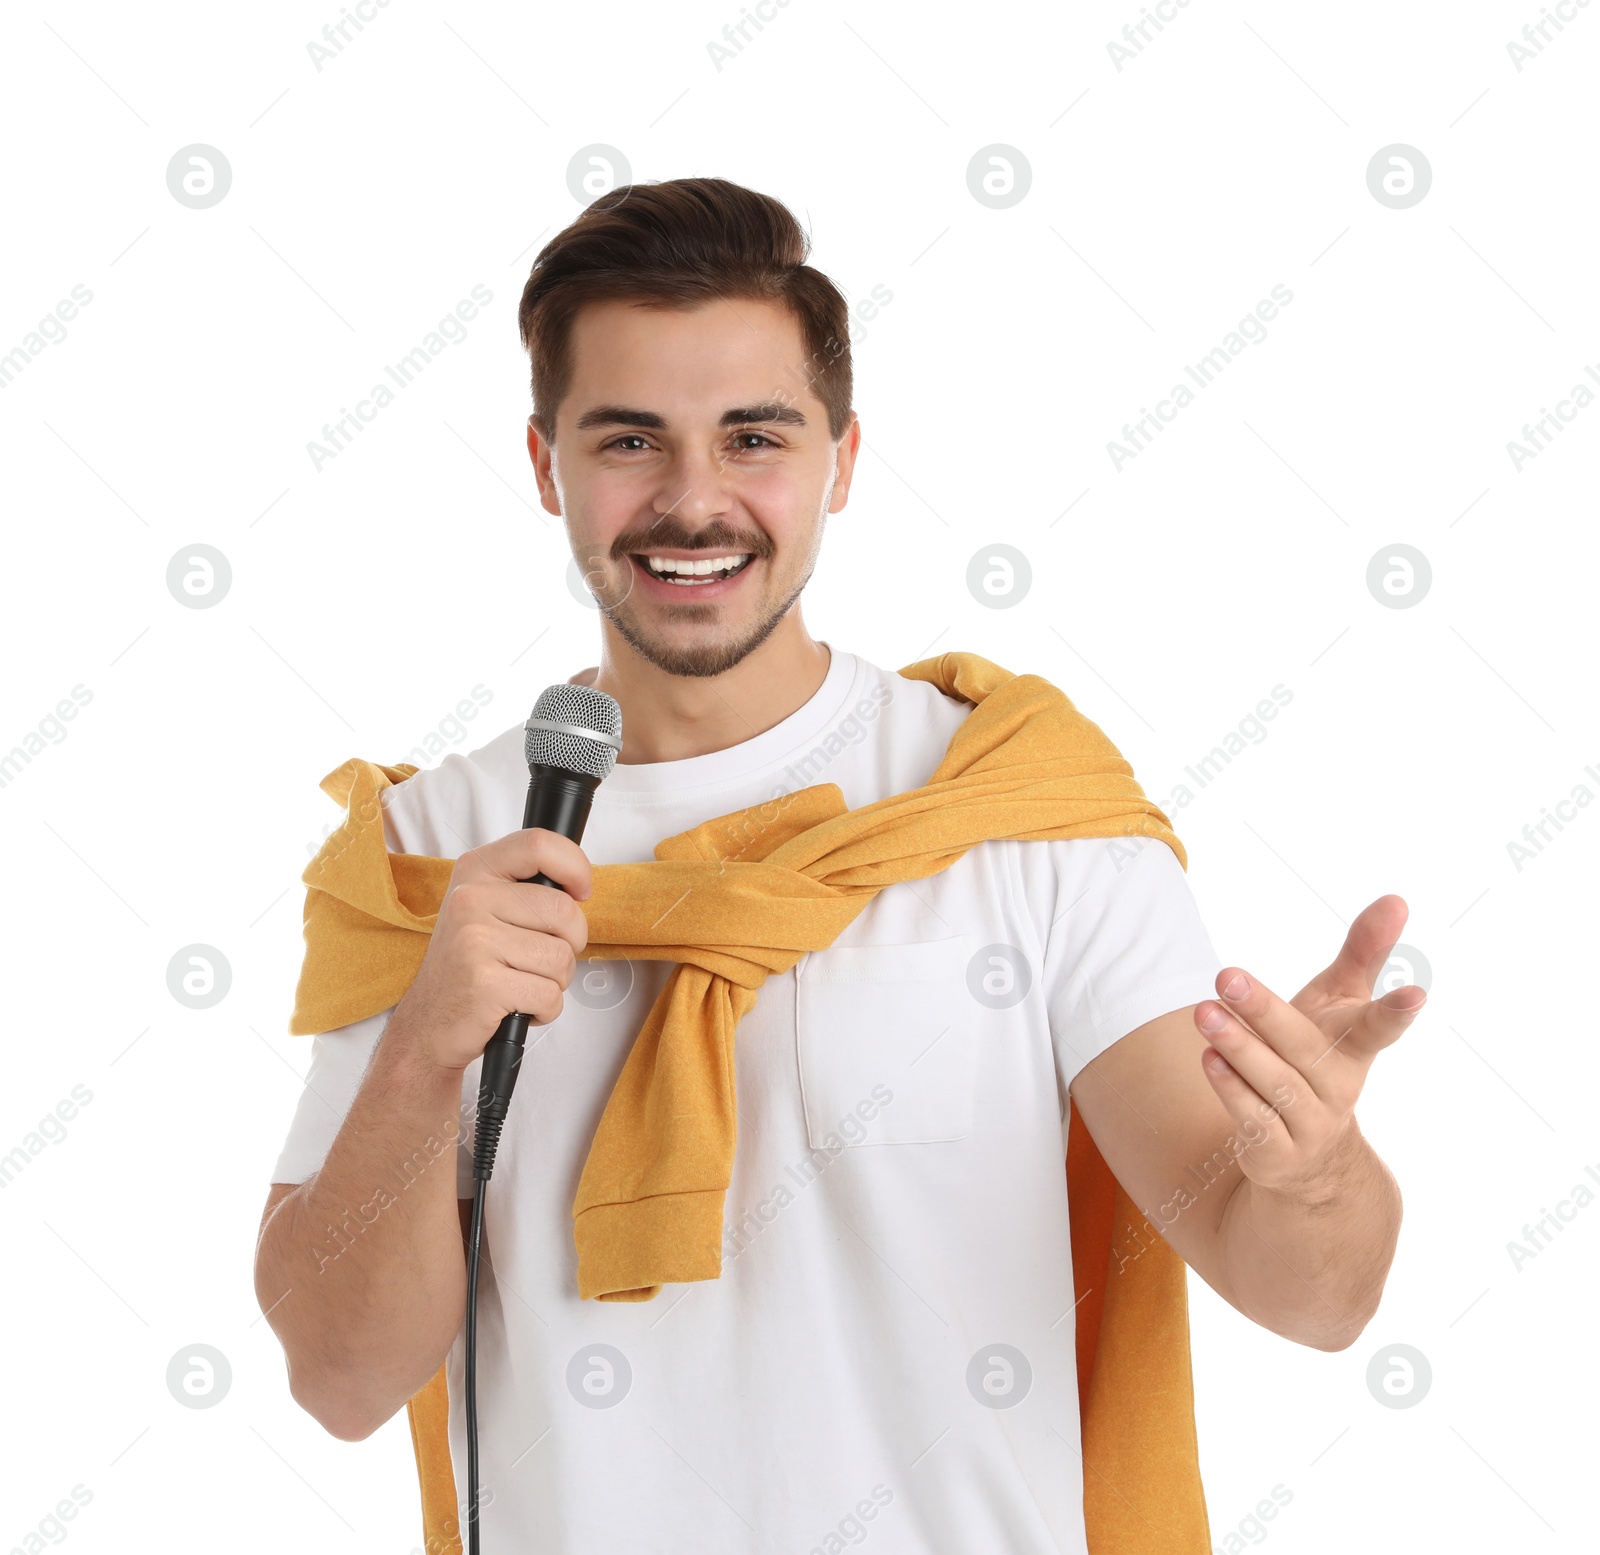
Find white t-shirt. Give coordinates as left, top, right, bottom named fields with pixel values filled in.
left=271, top=646, right=1225, bottom=1555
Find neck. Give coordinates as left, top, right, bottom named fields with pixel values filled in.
left=574, top=611, right=831, bottom=765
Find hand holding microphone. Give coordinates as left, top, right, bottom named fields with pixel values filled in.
left=386, top=683, right=623, bottom=1128
left=388, top=827, right=594, bottom=1077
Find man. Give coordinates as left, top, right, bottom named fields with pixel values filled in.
left=255, top=177, right=1420, bottom=1553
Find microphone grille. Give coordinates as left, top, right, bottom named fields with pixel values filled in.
left=523, top=683, right=624, bottom=781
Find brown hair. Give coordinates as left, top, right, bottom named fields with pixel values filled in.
left=517, top=177, right=853, bottom=443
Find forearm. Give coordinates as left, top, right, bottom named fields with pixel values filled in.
left=1218, top=1119, right=1401, bottom=1351
left=255, top=1014, right=470, bottom=1438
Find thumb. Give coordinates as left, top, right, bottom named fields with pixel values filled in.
left=1296, top=894, right=1412, bottom=1011
left=1328, top=981, right=1426, bottom=1069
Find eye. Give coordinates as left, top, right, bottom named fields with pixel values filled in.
left=599, top=430, right=781, bottom=455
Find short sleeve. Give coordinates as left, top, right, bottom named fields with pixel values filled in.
left=269, top=1012, right=388, bottom=1184
left=1022, top=833, right=1225, bottom=1093
left=269, top=1011, right=479, bottom=1197
left=273, top=750, right=503, bottom=1198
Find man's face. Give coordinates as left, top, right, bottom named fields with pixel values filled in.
left=529, top=296, right=859, bottom=678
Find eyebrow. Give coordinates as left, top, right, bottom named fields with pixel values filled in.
left=574, top=402, right=808, bottom=432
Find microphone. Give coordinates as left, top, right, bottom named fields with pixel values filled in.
left=472, top=682, right=623, bottom=1183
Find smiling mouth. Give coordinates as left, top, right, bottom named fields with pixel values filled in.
left=632, top=552, right=755, bottom=586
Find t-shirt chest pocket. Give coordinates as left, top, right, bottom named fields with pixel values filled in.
left=794, top=935, right=978, bottom=1147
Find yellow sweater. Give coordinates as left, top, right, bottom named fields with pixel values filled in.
left=289, top=652, right=1210, bottom=1554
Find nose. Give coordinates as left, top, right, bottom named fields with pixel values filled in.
left=650, top=440, right=736, bottom=529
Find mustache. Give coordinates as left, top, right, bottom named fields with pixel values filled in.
left=608, top=516, right=775, bottom=561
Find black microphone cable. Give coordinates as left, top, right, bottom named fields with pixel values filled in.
left=462, top=684, right=622, bottom=1555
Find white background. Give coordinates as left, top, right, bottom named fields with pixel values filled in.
left=1, top=1, right=1595, bottom=1551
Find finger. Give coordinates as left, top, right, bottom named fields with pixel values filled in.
left=488, top=966, right=567, bottom=1027
left=1294, top=895, right=1410, bottom=1009
left=1209, top=969, right=1336, bottom=1104
left=1195, top=998, right=1312, bottom=1126
left=1198, top=1048, right=1294, bottom=1160
left=486, top=919, right=579, bottom=990
left=499, top=879, right=591, bottom=956
left=469, top=828, right=594, bottom=901
left=445, top=878, right=590, bottom=957
left=1307, top=984, right=1426, bottom=1072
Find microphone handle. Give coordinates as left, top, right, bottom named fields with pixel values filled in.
left=473, top=766, right=597, bottom=1181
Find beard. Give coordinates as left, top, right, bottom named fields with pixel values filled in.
left=580, top=510, right=821, bottom=679
left=602, top=563, right=813, bottom=677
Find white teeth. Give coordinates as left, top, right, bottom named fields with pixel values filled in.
left=642, top=553, right=750, bottom=581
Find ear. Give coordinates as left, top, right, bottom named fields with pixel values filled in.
left=527, top=416, right=562, bottom=518
left=828, top=415, right=862, bottom=514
